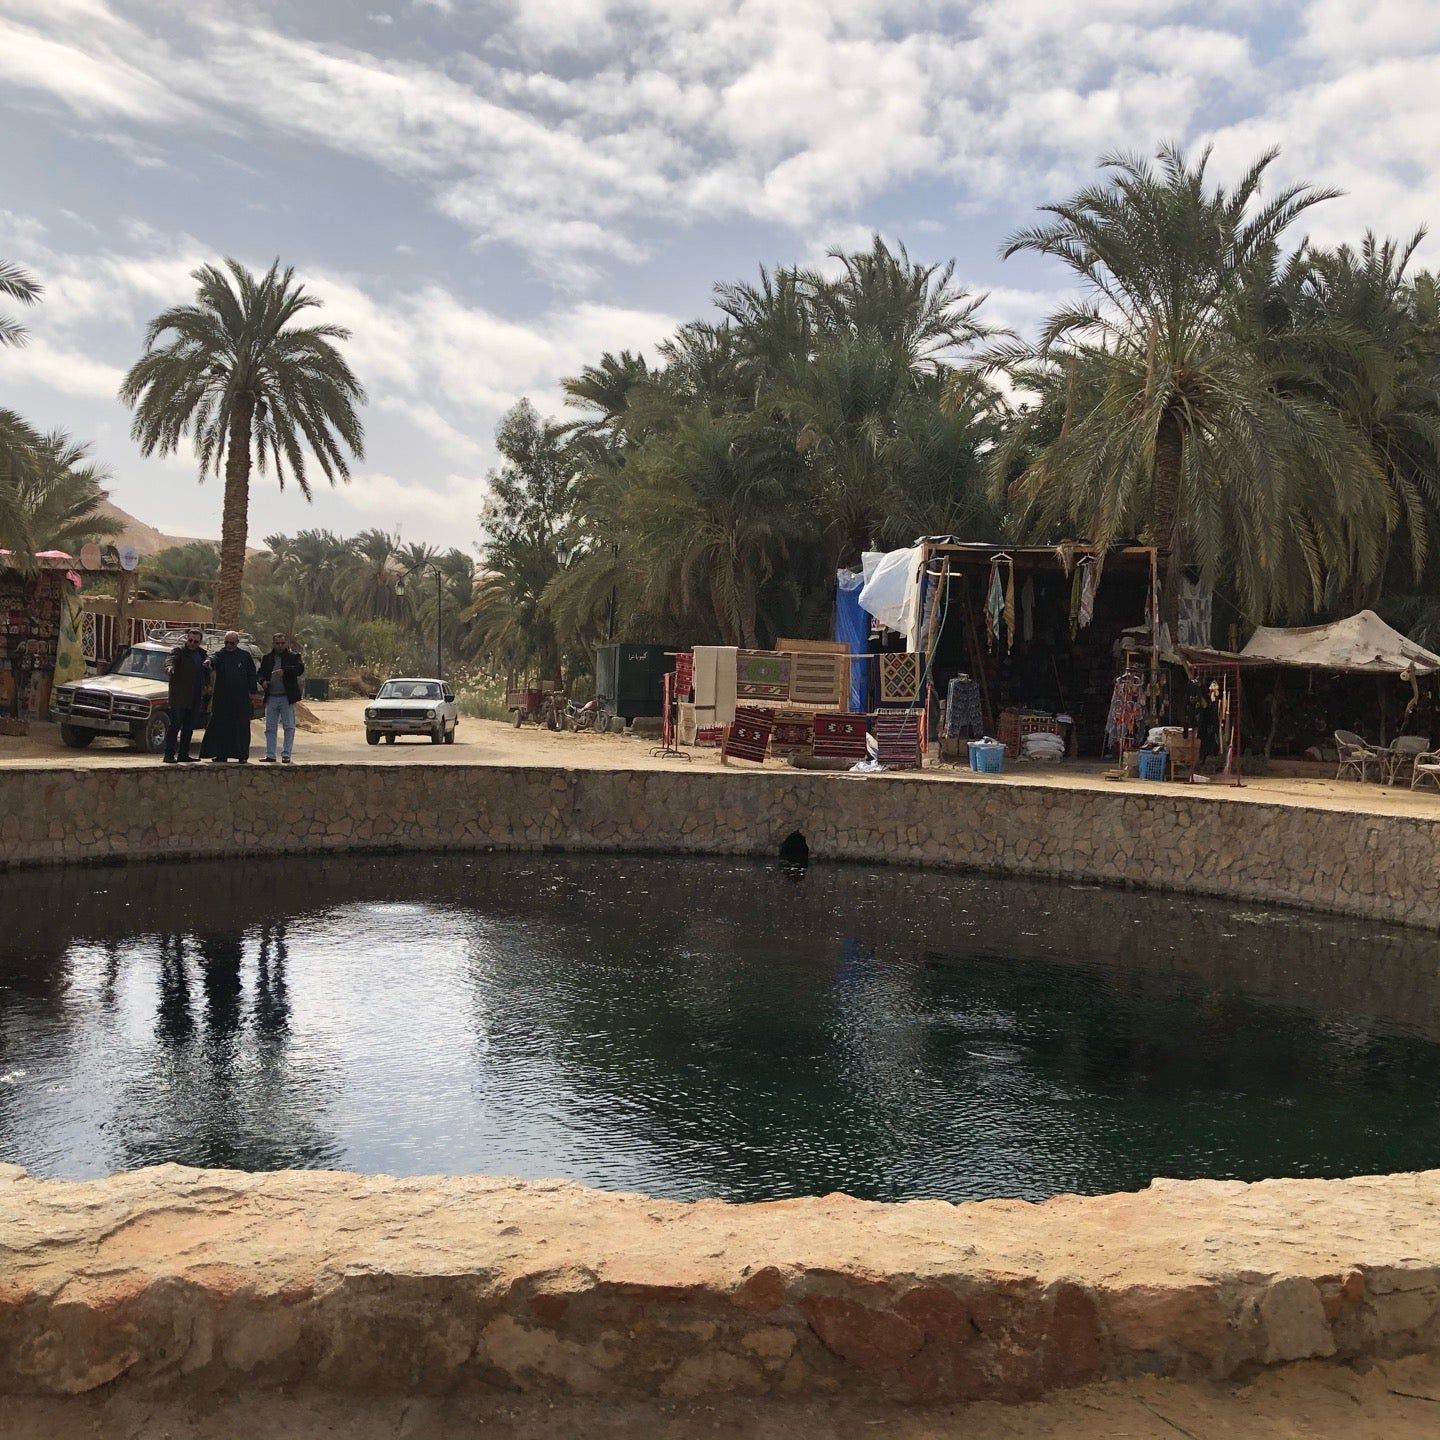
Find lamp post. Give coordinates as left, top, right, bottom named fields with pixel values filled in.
left=397, top=566, right=444, bottom=680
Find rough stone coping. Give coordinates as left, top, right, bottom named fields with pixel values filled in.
left=3, top=1164, right=1439, bottom=1404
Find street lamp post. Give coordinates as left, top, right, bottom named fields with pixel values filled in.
left=397, top=566, right=445, bottom=680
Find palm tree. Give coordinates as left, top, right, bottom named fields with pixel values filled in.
left=119, top=259, right=366, bottom=627
left=998, top=143, right=1389, bottom=625
left=0, top=261, right=43, bottom=550
left=139, top=541, right=221, bottom=602
left=266, top=527, right=349, bottom=612
left=343, top=528, right=402, bottom=619
left=7, top=431, right=122, bottom=552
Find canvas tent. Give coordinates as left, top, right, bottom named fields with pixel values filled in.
left=1235, top=610, right=1440, bottom=676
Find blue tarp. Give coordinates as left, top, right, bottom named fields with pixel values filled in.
left=834, top=569, right=869, bottom=712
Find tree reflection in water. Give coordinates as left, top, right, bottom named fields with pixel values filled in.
left=2, top=854, right=1440, bottom=1199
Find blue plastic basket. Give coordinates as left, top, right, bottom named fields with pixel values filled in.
left=1137, top=748, right=1168, bottom=781
left=968, top=741, right=1005, bottom=774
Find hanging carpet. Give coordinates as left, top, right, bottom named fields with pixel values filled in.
left=874, top=712, right=921, bottom=769
left=736, top=650, right=791, bottom=701
left=812, top=712, right=868, bottom=760
left=673, top=651, right=693, bottom=701
left=770, top=710, right=814, bottom=753
left=724, top=706, right=775, bottom=764
left=788, top=651, right=847, bottom=708
left=877, top=651, right=921, bottom=705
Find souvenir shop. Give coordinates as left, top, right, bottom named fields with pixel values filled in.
left=903, top=541, right=1161, bottom=763
left=0, top=553, right=83, bottom=722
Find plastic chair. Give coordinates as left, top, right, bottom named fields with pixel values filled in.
left=1335, top=730, right=1385, bottom=782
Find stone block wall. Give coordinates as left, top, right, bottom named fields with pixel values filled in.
left=3, top=1163, right=1440, bottom=1402
left=1, top=762, right=1437, bottom=926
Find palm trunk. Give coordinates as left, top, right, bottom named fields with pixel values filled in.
left=215, top=397, right=254, bottom=629
left=1154, top=411, right=1184, bottom=635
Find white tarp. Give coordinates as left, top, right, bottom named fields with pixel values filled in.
left=1240, top=610, right=1440, bottom=676
left=858, top=546, right=923, bottom=648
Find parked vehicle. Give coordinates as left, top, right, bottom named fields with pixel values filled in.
left=506, top=680, right=558, bottom=727
left=49, top=628, right=261, bottom=754
left=365, top=677, right=458, bottom=745
left=561, top=697, right=611, bottom=732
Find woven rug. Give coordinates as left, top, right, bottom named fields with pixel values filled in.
left=812, top=712, right=868, bottom=760
left=724, top=706, right=775, bottom=763
left=874, top=712, right=921, bottom=768
left=736, top=650, right=791, bottom=701
left=673, top=651, right=693, bottom=701
left=878, top=652, right=921, bottom=705
left=788, top=651, right=847, bottom=708
left=770, top=711, right=813, bottom=753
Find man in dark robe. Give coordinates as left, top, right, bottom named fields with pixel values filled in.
left=201, top=631, right=258, bottom=762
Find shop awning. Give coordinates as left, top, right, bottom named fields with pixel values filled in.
left=1232, top=610, right=1440, bottom=676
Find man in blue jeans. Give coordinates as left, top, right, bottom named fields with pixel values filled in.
left=258, top=632, right=305, bottom=763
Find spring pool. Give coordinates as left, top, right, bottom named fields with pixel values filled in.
left=2, top=852, right=1439, bottom=1202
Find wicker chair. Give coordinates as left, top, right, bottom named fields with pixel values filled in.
left=1387, top=734, right=1430, bottom=787
left=1412, top=746, right=1440, bottom=793
left=1335, top=730, right=1385, bottom=782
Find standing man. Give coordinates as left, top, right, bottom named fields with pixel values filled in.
left=258, top=631, right=305, bottom=764
left=163, top=628, right=210, bottom=763
left=200, top=631, right=258, bottom=762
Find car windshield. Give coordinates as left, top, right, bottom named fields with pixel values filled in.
left=111, top=649, right=169, bottom=681
left=378, top=681, right=440, bottom=700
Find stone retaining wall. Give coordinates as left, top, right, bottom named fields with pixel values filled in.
left=1, top=761, right=1437, bottom=926
left=4, top=1163, right=1440, bottom=1402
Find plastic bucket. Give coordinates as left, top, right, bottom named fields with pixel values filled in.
left=1137, top=748, right=1168, bottom=781
left=968, top=741, right=1005, bottom=774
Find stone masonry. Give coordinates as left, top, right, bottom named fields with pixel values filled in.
left=0, top=761, right=1437, bottom=926
left=2, top=1164, right=1440, bottom=1402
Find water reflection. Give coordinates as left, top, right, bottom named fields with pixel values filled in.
left=1, top=854, right=1439, bottom=1201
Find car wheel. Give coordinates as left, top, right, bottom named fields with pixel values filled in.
left=137, top=711, right=169, bottom=754
left=385, top=734, right=396, bottom=744
left=431, top=723, right=443, bottom=744
left=444, top=722, right=456, bottom=744
left=59, top=723, right=96, bottom=749
left=512, top=708, right=523, bottom=728
left=366, top=730, right=380, bottom=746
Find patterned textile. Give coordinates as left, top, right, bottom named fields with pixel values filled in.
left=878, top=651, right=921, bottom=705
left=1177, top=577, right=1213, bottom=649
left=673, top=651, right=693, bottom=700
left=812, top=712, right=868, bottom=760
left=942, top=676, right=984, bottom=739
left=724, top=705, right=775, bottom=763
left=770, top=712, right=813, bottom=753
left=736, top=649, right=791, bottom=701
left=874, top=712, right=921, bottom=768
left=1105, top=670, right=1146, bottom=754
left=788, top=651, right=847, bottom=708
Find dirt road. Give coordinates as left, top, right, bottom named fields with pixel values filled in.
left=7, top=1354, right=1440, bottom=1439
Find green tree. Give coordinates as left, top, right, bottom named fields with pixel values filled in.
left=139, top=541, right=220, bottom=602
left=998, top=143, right=1386, bottom=625
left=7, top=431, right=122, bottom=552
left=0, top=261, right=44, bottom=550
left=119, top=259, right=366, bottom=627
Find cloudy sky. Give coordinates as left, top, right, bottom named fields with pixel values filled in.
left=1, top=0, right=1438, bottom=549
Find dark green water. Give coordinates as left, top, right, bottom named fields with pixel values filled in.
left=2, top=853, right=1439, bottom=1202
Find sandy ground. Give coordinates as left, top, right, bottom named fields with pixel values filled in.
left=5, top=696, right=1440, bottom=820
left=7, top=1355, right=1440, bottom=1439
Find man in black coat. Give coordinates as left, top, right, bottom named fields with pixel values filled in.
left=200, top=631, right=258, bottom=762
left=163, top=628, right=210, bottom=763
left=258, top=631, right=305, bottom=763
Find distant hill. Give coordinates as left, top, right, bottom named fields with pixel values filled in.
left=96, top=499, right=215, bottom=557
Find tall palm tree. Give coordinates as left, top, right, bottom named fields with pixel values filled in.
left=265, top=527, right=349, bottom=612
left=139, top=541, right=221, bottom=602
left=0, top=259, right=40, bottom=349
left=998, top=143, right=1388, bottom=625
left=343, top=528, right=402, bottom=619
left=119, top=259, right=366, bottom=627
left=8, top=431, right=122, bottom=552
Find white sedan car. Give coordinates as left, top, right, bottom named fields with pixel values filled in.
left=365, top=677, right=459, bottom=745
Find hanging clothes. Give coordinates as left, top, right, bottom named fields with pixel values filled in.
left=1078, top=557, right=1099, bottom=630
left=1020, top=576, right=1035, bottom=643
left=985, top=561, right=1004, bottom=649
left=1069, top=562, right=1085, bottom=639
left=943, top=675, right=985, bottom=739
left=1105, top=669, right=1147, bottom=754
left=1002, top=560, right=1016, bottom=651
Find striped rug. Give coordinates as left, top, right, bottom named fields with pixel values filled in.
left=812, top=712, right=868, bottom=760
left=723, top=706, right=775, bottom=764
left=874, top=712, right=921, bottom=768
